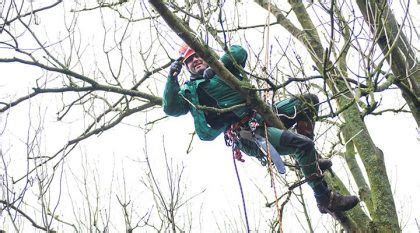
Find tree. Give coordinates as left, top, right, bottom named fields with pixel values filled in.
left=0, top=0, right=418, bottom=232
left=355, top=0, right=420, bottom=127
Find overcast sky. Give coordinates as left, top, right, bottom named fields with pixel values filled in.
left=1, top=0, right=420, bottom=232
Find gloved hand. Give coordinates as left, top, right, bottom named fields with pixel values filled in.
left=169, top=60, right=183, bottom=78
left=203, top=67, right=216, bottom=79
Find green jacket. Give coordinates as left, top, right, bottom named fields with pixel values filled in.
left=163, top=45, right=250, bottom=141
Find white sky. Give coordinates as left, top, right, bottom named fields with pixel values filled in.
left=1, top=0, right=420, bottom=232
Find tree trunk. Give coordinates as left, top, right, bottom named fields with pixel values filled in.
left=342, top=139, right=373, bottom=212
left=356, top=0, right=420, bottom=127
left=341, top=106, right=399, bottom=231
left=255, top=0, right=400, bottom=230
left=324, top=171, right=370, bottom=232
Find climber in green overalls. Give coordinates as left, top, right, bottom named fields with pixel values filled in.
left=162, top=44, right=359, bottom=214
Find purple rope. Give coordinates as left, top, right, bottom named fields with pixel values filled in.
left=232, top=150, right=251, bottom=233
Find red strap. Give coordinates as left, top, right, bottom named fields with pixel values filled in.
left=233, top=147, right=245, bottom=162
left=225, top=115, right=252, bottom=163
left=231, top=115, right=251, bottom=131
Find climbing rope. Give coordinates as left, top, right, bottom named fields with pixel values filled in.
left=261, top=1, right=284, bottom=231
left=224, top=122, right=250, bottom=232
left=231, top=148, right=251, bottom=233
left=263, top=123, right=283, bottom=231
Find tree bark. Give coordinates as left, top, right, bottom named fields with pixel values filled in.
left=341, top=104, right=399, bottom=231
left=342, top=139, right=373, bottom=212
left=356, top=0, right=420, bottom=127
left=324, top=171, right=370, bottom=232
left=255, top=0, right=400, bottom=231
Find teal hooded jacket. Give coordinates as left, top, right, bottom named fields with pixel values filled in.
left=162, top=45, right=315, bottom=168
left=163, top=47, right=324, bottom=185
left=162, top=45, right=250, bottom=141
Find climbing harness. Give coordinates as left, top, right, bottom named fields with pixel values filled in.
left=224, top=113, right=287, bottom=174
left=224, top=127, right=244, bottom=162
left=224, top=115, right=251, bottom=163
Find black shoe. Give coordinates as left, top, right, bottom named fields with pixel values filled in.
left=318, top=158, right=332, bottom=172
left=317, top=191, right=359, bottom=214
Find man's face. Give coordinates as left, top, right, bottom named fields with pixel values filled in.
left=185, top=54, right=209, bottom=75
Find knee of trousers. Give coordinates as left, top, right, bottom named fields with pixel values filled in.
left=279, top=130, right=315, bottom=154
left=302, top=93, right=319, bottom=106
left=297, top=94, right=320, bottom=121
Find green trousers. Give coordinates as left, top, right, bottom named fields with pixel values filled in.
left=244, top=93, right=322, bottom=189
left=262, top=127, right=321, bottom=188
left=273, top=94, right=321, bottom=188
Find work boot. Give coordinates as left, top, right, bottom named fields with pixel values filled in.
left=316, top=191, right=359, bottom=214
left=318, top=158, right=332, bottom=172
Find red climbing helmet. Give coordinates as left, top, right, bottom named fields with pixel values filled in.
left=178, top=43, right=196, bottom=64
